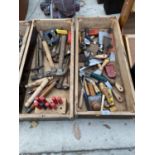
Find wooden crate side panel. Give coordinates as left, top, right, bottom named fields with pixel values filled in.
left=34, top=19, right=72, bottom=31
left=113, top=20, right=135, bottom=112
left=19, top=113, right=72, bottom=121
left=75, top=18, right=80, bottom=115
left=19, top=21, right=30, bottom=36
left=78, top=16, right=114, bottom=29
left=19, top=21, right=33, bottom=83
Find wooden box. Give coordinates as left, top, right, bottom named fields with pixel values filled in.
left=19, top=21, right=33, bottom=84
left=19, top=19, right=74, bottom=120
left=75, top=17, right=135, bottom=117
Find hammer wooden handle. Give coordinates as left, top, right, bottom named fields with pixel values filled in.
left=42, top=40, right=55, bottom=68
left=25, top=78, right=46, bottom=88
left=24, top=78, right=49, bottom=108
left=41, top=81, right=57, bottom=97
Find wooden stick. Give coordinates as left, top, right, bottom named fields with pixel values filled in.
left=24, top=78, right=49, bottom=108
left=79, top=88, right=84, bottom=109
left=40, top=81, right=57, bottom=97
left=25, top=78, right=47, bottom=88
left=42, top=40, right=55, bottom=68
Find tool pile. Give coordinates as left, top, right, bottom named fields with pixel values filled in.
left=78, top=28, right=125, bottom=113
left=23, top=28, right=71, bottom=114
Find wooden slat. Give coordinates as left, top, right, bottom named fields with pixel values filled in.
left=124, top=34, right=135, bottom=68
left=19, top=21, right=33, bottom=84
left=119, top=0, right=135, bottom=29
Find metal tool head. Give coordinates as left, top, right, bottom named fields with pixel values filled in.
left=79, top=58, right=102, bottom=72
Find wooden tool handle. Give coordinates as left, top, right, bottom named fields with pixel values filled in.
left=92, top=82, right=100, bottom=94
left=87, top=83, right=96, bottom=96
left=112, top=88, right=124, bottom=103
left=63, top=75, right=69, bottom=89
left=24, top=78, right=49, bottom=108
left=101, top=58, right=109, bottom=70
left=95, top=54, right=108, bottom=59
left=115, top=82, right=124, bottom=92
left=41, top=81, right=57, bottom=97
left=84, top=79, right=89, bottom=96
left=79, top=88, right=84, bottom=109
left=42, top=40, right=55, bottom=68
left=99, top=82, right=111, bottom=99
left=100, top=95, right=105, bottom=111
left=25, top=78, right=46, bottom=88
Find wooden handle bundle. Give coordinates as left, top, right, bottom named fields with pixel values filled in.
left=24, top=78, right=49, bottom=108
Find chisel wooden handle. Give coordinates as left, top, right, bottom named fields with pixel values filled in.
left=42, top=40, right=55, bottom=68
left=86, top=78, right=100, bottom=94
left=92, top=82, right=100, bottom=94
left=87, top=83, right=96, bottom=96
left=99, top=82, right=111, bottom=97
left=24, top=78, right=49, bottom=108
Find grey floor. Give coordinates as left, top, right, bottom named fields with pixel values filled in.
left=20, top=0, right=134, bottom=154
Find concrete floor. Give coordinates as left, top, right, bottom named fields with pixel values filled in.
left=20, top=0, right=135, bottom=154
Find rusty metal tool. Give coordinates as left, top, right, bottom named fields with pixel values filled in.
left=31, top=35, right=45, bottom=80
left=57, top=35, right=67, bottom=73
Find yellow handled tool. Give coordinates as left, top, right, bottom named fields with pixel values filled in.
left=56, top=29, right=68, bottom=35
